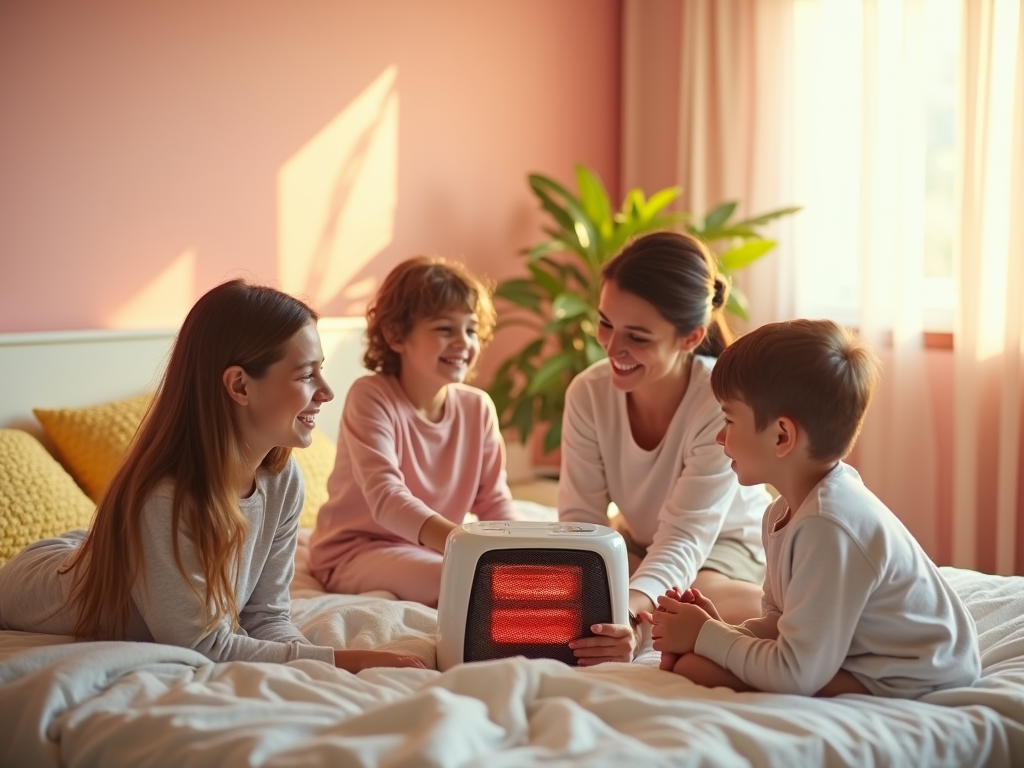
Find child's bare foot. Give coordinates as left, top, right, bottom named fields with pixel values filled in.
left=659, top=651, right=682, bottom=670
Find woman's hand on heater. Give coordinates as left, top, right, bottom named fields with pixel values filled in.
left=568, top=622, right=637, bottom=665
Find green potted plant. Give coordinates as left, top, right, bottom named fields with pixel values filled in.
left=488, top=164, right=800, bottom=457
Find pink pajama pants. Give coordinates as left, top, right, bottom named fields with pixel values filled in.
left=318, top=539, right=444, bottom=607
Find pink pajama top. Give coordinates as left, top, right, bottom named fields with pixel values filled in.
left=308, top=374, right=515, bottom=579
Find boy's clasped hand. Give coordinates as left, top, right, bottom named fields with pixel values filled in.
left=639, top=586, right=721, bottom=669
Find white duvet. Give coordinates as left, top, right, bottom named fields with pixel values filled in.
left=2, top=566, right=1024, bottom=767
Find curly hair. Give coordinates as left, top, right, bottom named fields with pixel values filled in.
left=364, top=257, right=497, bottom=376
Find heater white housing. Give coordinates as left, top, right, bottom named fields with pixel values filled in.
left=436, top=520, right=629, bottom=672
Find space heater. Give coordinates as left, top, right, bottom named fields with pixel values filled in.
left=435, top=521, right=629, bottom=671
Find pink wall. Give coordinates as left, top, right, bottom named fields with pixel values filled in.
left=0, top=0, right=622, bottom=385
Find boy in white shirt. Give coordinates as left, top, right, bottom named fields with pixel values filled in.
left=641, top=319, right=980, bottom=698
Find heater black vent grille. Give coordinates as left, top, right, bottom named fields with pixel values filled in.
left=463, top=548, right=612, bottom=666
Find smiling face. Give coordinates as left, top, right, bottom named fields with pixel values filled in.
left=239, top=321, right=334, bottom=456
left=716, top=399, right=776, bottom=486
left=392, top=308, right=481, bottom=393
left=596, top=280, right=701, bottom=394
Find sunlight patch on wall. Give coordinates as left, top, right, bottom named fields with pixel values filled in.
left=278, top=66, right=398, bottom=309
left=108, top=249, right=196, bottom=329
left=339, top=276, right=379, bottom=308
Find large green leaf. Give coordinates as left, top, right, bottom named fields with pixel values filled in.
left=702, top=201, right=737, bottom=232
left=508, top=397, right=535, bottom=444
left=538, top=388, right=567, bottom=422
left=515, top=339, right=545, bottom=375
left=701, top=225, right=760, bottom=241
left=542, top=418, right=563, bottom=455
left=559, top=262, right=593, bottom=293
left=734, top=205, right=803, bottom=228
left=531, top=185, right=588, bottom=254
left=641, top=186, right=682, bottom=222
left=542, top=316, right=575, bottom=335
left=619, top=188, right=646, bottom=221
left=494, top=280, right=544, bottom=311
left=575, top=165, right=614, bottom=240
left=523, top=239, right=570, bottom=261
left=584, top=334, right=606, bottom=366
left=528, top=262, right=565, bottom=298
left=526, top=351, right=576, bottom=396
left=647, top=212, right=688, bottom=229
left=719, top=239, right=777, bottom=272
left=530, top=174, right=599, bottom=264
left=488, top=377, right=514, bottom=419
left=551, top=292, right=590, bottom=320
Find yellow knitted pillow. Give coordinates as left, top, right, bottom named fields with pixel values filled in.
left=34, top=394, right=153, bottom=503
left=291, top=430, right=337, bottom=528
left=0, top=429, right=95, bottom=567
left=34, top=392, right=336, bottom=526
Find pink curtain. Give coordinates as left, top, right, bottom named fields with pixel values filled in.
left=621, top=0, right=1024, bottom=573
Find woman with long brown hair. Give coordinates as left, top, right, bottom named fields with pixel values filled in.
left=0, top=280, right=423, bottom=671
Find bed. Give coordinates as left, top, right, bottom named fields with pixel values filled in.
left=2, top=323, right=1024, bottom=767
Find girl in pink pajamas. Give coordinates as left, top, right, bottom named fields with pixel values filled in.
left=309, top=257, right=516, bottom=606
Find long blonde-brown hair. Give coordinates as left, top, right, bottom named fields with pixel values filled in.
left=62, top=280, right=318, bottom=639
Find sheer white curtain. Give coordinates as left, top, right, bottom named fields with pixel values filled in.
left=952, top=0, right=1024, bottom=573
left=622, top=0, right=1024, bottom=572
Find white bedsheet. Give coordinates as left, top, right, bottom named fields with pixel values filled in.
left=1, top=566, right=1024, bottom=767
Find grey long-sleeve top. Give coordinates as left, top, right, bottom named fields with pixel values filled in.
left=0, top=458, right=335, bottom=664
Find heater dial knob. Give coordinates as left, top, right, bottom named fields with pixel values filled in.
left=476, top=522, right=511, bottom=535
left=551, top=524, right=597, bottom=534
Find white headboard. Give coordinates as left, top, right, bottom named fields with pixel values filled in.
left=0, top=317, right=367, bottom=447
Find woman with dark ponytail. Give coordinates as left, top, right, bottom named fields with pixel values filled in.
left=560, top=231, right=770, bottom=666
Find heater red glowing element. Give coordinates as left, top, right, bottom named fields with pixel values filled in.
left=490, top=565, right=582, bottom=600
left=488, top=564, right=584, bottom=644
left=490, top=608, right=581, bottom=644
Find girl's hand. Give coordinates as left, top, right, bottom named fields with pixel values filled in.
left=638, top=593, right=688, bottom=671
left=568, top=622, right=639, bottom=666
left=334, top=649, right=427, bottom=672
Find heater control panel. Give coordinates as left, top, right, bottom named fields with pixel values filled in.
left=469, top=522, right=602, bottom=537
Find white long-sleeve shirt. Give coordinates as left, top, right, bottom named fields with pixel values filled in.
left=0, top=459, right=335, bottom=665
left=695, top=462, right=981, bottom=698
left=558, top=357, right=768, bottom=602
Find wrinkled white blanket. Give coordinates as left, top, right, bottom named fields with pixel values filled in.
left=2, top=566, right=1024, bottom=767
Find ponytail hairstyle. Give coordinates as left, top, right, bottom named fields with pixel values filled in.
left=363, top=256, right=497, bottom=376
left=601, top=231, right=734, bottom=356
left=62, top=280, right=318, bottom=639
